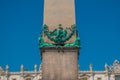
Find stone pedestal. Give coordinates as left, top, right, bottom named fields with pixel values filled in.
left=41, top=47, right=79, bottom=80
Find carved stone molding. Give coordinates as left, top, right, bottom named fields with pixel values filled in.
left=110, top=60, right=120, bottom=73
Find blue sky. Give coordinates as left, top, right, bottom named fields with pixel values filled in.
left=0, top=0, right=120, bottom=71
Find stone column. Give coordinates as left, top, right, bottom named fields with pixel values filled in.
left=104, top=64, right=109, bottom=80
left=110, top=74, right=115, bottom=80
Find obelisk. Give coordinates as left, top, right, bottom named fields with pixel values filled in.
left=39, top=0, right=80, bottom=80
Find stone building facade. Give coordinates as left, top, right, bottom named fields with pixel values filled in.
left=0, top=60, right=120, bottom=80
left=78, top=60, right=120, bottom=80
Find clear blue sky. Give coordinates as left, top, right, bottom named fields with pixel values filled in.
left=0, top=0, right=120, bottom=71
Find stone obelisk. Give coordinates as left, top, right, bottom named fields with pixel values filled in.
left=39, top=0, right=80, bottom=80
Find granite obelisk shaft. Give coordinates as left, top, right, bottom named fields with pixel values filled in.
left=41, top=0, right=79, bottom=80
left=43, top=0, right=76, bottom=43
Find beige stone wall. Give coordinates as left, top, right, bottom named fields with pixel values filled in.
left=0, top=70, right=118, bottom=80
left=41, top=47, right=79, bottom=80
left=9, top=75, right=21, bottom=80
